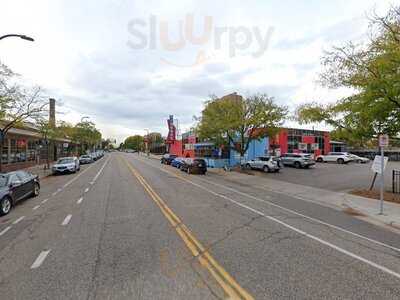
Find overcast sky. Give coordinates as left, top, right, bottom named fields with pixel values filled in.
left=0, top=0, right=395, bottom=143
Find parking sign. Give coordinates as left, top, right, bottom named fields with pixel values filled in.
left=379, top=134, right=389, bottom=147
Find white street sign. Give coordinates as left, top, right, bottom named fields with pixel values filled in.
left=371, top=155, right=388, bottom=174
left=379, top=134, right=389, bottom=147
left=298, top=143, right=307, bottom=151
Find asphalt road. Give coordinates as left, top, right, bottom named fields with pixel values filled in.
left=0, top=152, right=400, bottom=299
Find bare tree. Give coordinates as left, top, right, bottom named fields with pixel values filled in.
left=0, top=63, right=48, bottom=171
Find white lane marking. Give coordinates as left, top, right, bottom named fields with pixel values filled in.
left=61, top=214, right=72, bottom=226
left=52, top=188, right=62, bottom=196
left=0, top=226, right=11, bottom=236
left=90, top=158, right=109, bottom=185
left=77, top=197, right=83, bottom=204
left=41, top=198, right=49, bottom=204
left=133, top=156, right=400, bottom=280
left=62, top=159, right=103, bottom=189
left=12, top=216, right=25, bottom=225
left=84, top=187, right=89, bottom=193
left=32, top=205, right=40, bottom=210
left=31, top=250, right=51, bottom=269
left=136, top=157, right=400, bottom=254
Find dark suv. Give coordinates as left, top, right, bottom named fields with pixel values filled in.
left=0, top=171, right=40, bottom=216
left=180, top=158, right=207, bottom=174
left=161, top=154, right=178, bottom=165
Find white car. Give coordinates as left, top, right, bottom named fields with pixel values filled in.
left=316, top=152, right=353, bottom=164
left=242, top=156, right=282, bottom=173
left=52, top=157, right=80, bottom=174
left=349, top=154, right=370, bottom=163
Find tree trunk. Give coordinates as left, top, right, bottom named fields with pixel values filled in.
left=46, top=139, right=50, bottom=169
left=0, top=139, right=3, bottom=173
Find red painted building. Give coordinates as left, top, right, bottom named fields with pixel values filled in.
left=270, top=128, right=330, bottom=156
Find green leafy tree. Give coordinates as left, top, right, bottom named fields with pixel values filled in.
left=297, top=6, right=400, bottom=147
left=197, top=93, right=287, bottom=161
left=72, top=121, right=102, bottom=154
left=124, top=135, right=144, bottom=151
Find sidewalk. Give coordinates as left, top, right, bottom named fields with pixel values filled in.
left=24, top=163, right=53, bottom=179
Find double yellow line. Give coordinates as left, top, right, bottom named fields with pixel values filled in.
left=121, top=156, right=254, bottom=300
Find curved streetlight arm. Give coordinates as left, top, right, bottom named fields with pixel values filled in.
left=0, top=34, right=34, bottom=41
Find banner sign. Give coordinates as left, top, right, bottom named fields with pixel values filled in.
left=166, top=115, right=176, bottom=144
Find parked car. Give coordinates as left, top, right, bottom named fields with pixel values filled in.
left=315, top=152, right=353, bottom=164
left=180, top=158, right=207, bottom=174
left=0, top=171, right=40, bottom=216
left=171, top=157, right=184, bottom=168
left=280, top=153, right=315, bottom=169
left=90, top=152, right=98, bottom=161
left=349, top=154, right=370, bottom=163
left=79, top=155, right=93, bottom=164
left=242, top=156, right=282, bottom=173
left=52, top=157, right=80, bottom=174
left=161, top=154, right=177, bottom=165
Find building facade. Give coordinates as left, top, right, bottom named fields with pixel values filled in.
left=1, top=125, right=77, bottom=172
left=270, top=128, right=331, bottom=156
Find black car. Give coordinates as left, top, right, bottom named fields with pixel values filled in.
left=161, top=154, right=177, bottom=165
left=0, top=171, right=40, bottom=216
left=180, top=158, right=207, bottom=174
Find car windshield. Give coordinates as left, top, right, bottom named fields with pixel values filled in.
left=57, top=158, right=74, bottom=164
left=259, top=157, right=270, bottom=161
left=0, top=175, right=7, bottom=187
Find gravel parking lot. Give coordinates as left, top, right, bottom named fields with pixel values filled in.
left=254, top=161, right=400, bottom=192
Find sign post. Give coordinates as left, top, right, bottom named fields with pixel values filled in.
left=378, top=134, right=389, bottom=214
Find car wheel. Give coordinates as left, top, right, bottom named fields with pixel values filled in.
left=337, top=158, right=344, bottom=164
left=294, top=161, right=301, bottom=169
left=33, top=183, right=40, bottom=197
left=263, top=166, right=270, bottom=173
left=245, top=163, right=251, bottom=170
left=356, top=159, right=361, bottom=163
left=0, top=197, right=12, bottom=216
left=316, top=157, right=323, bottom=163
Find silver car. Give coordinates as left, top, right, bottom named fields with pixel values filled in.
left=280, top=153, right=315, bottom=169
left=242, top=156, right=282, bottom=173
left=52, top=157, right=80, bottom=174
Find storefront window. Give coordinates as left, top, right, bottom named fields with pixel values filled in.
left=27, top=140, right=36, bottom=161
left=287, top=135, right=302, bottom=153
left=10, top=139, right=27, bottom=163
left=2, top=140, right=8, bottom=164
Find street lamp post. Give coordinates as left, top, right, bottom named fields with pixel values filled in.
left=145, top=129, right=150, bottom=157
left=0, top=34, right=34, bottom=42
